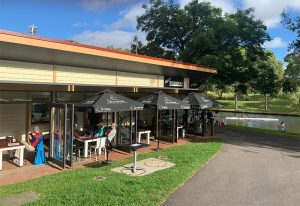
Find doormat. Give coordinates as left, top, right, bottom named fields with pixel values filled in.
left=0, top=191, right=40, bottom=206
left=111, top=158, right=175, bottom=176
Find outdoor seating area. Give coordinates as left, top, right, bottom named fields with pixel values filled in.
left=0, top=89, right=220, bottom=174
left=0, top=138, right=193, bottom=186
left=1, top=1, right=299, bottom=204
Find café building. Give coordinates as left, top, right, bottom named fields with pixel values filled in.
left=0, top=30, right=216, bottom=168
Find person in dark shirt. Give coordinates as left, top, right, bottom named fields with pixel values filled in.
left=207, top=110, right=213, bottom=121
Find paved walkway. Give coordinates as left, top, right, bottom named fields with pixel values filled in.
left=163, top=127, right=300, bottom=206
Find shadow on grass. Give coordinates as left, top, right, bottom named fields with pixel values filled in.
left=83, top=138, right=223, bottom=171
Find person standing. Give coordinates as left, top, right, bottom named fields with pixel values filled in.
left=214, top=111, right=221, bottom=127
left=278, top=121, right=286, bottom=132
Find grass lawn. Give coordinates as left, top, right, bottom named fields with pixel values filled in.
left=0, top=141, right=223, bottom=206
left=227, top=125, right=300, bottom=139
left=208, top=92, right=300, bottom=115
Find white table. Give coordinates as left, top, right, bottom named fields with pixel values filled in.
left=137, top=130, right=151, bottom=145
left=177, top=126, right=183, bottom=140
left=77, top=137, right=100, bottom=158
left=0, top=140, right=25, bottom=171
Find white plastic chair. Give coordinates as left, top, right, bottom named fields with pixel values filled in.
left=90, top=137, right=107, bottom=161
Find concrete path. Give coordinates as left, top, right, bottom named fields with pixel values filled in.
left=163, top=128, right=300, bottom=206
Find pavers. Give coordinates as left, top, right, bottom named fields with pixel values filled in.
left=111, top=157, right=175, bottom=176
left=0, top=191, right=39, bottom=206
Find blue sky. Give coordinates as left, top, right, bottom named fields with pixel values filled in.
left=0, top=0, right=299, bottom=64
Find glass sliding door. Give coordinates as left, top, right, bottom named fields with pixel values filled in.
left=49, top=103, right=74, bottom=168
left=159, top=110, right=173, bottom=141
left=117, top=111, right=131, bottom=145
left=65, top=104, right=74, bottom=167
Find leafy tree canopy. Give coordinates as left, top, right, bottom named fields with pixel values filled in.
left=106, top=45, right=130, bottom=52
left=131, top=0, right=271, bottom=92
left=255, top=51, right=284, bottom=97
left=282, top=12, right=300, bottom=55
left=283, top=55, right=300, bottom=93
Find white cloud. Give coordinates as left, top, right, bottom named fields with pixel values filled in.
left=81, top=0, right=132, bottom=10
left=72, top=20, right=101, bottom=28
left=179, top=0, right=237, bottom=13
left=72, top=30, right=145, bottom=49
left=264, top=37, right=288, bottom=49
left=242, top=0, right=300, bottom=28
left=110, top=3, right=145, bottom=30
left=72, top=3, right=146, bottom=49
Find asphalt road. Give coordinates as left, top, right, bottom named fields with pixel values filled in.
left=162, top=127, right=300, bottom=206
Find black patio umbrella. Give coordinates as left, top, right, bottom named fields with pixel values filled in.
left=76, top=89, right=144, bottom=113
left=182, top=93, right=222, bottom=136
left=182, top=93, right=214, bottom=109
left=76, top=89, right=144, bottom=162
left=138, top=91, right=190, bottom=150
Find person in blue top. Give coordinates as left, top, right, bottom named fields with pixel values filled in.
left=94, top=123, right=104, bottom=137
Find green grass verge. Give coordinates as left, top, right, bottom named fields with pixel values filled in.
left=227, top=125, right=300, bottom=139
left=0, top=141, right=223, bottom=206
left=208, top=92, right=300, bottom=115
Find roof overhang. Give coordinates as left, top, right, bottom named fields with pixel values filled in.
left=0, top=82, right=202, bottom=94
left=0, top=30, right=217, bottom=78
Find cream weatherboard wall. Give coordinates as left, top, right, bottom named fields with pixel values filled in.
left=117, top=72, right=164, bottom=87
left=56, top=65, right=117, bottom=85
left=0, top=103, right=27, bottom=141
left=0, top=60, right=53, bottom=83
left=56, top=66, right=164, bottom=88
left=0, top=60, right=165, bottom=88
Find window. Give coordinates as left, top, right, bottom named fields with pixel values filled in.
left=32, top=103, right=50, bottom=123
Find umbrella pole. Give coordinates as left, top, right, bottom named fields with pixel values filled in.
left=193, top=106, right=195, bottom=142
left=105, top=112, right=111, bottom=164
left=175, top=109, right=178, bottom=142
left=135, top=110, right=138, bottom=143
left=172, top=109, right=175, bottom=143
left=202, top=109, right=206, bottom=136
left=106, top=112, right=109, bottom=126
left=130, top=111, right=132, bottom=145
left=155, top=107, right=160, bottom=151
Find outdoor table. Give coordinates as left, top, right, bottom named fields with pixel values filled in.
left=130, top=143, right=149, bottom=173
left=76, top=136, right=100, bottom=158
left=137, top=130, right=151, bottom=145
left=177, top=126, right=183, bottom=140
left=0, top=139, right=25, bottom=170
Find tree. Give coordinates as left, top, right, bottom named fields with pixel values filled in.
left=289, top=89, right=300, bottom=112
left=281, top=13, right=300, bottom=94
left=133, top=0, right=270, bottom=108
left=214, top=81, right=232, bottom=100
left=106, top=45, right=130, bottom=52
left=282, top=55, right=300, bottom=93
left=130, top=36, right=176, bottom=59
left=282, top=13, right=300, bottom=55
left=255, top=51, right=284, bottom=110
